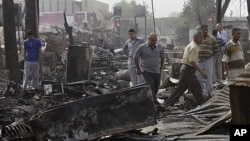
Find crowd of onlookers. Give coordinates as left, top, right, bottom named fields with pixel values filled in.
left=122, top=23, right=245, bottom=110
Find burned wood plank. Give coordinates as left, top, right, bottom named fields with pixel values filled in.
left=29, top=84, right=156, bottom=141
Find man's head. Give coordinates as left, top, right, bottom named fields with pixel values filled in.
left=200, top=25, right=208, bottom=37
left=196, top=25, right=201, bottom=32
left=193, top=32, right=203, bottom=45
left=231, top=27, right=241, bottom=42
left=128, top=28, right=136, bottom=40
left=216, top=23, right=223, bottom=32
left=148, top=32, right=158, bottom=47
left=26, top=30, right=34, bottom=40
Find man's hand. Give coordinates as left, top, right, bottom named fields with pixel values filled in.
left=136, top=68, right=142, bottom=75
left=224, top=71, right=228, bottom=77
left=200, top=71, right=207, bottom=79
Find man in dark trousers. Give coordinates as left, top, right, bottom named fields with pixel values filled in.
left=163, top=32, right=207, bottom=108
left=134, top=32, right=164, bottom=105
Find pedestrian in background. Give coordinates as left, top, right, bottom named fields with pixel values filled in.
left=195, top=25, right=219, bottom=97
left=222, top=27, right=245, bottom=85
left=134, top=33, right=164, bottom=105
left=216, top=23, right=229, bottom=43
left=22, top=30, right=42, bottom=90
left=123, top=28, right=145, bottom=86
left=222, top=27, right=245, bottom=124
left=212, top=29, right=225, bottom=85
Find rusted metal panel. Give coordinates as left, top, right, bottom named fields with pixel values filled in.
left=29, top=84, right=156, bottom=141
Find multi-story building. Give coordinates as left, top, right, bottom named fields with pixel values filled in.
left=39, top=0, right=108, bottom=21
left=0, top=0, right=109, bottom=25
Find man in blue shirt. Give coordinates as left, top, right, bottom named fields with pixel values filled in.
left=134, top=33, right=164, bottom=105
left=22, top=30, right=42, bottom=90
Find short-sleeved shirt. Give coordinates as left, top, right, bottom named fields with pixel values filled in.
left=214, top=36, right=226, bottom=58
left=218, top=29, right=229, bottom=43
left=183, top=41, right=199, bottom=67
left=123, top=38, right=144, bottom=67
left=24, top=38, right=41, bottom=62
left=198, top=35, right=219, bottom=61
left=222, top=39, right=245, bottom=84
left=134, top=42, right=164, bottom=74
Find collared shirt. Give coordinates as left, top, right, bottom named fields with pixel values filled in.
left=217, top=29, right=229, bottom=43
left=183, top=41, right=199, bottom=67
left=134, top=42, right=164, bottom=74
left=24, top=38, right=41, bottom=62
left=222, top=39, right=245, bottom=84
left=214, top=36, right=226, bottom=58
left=198, top=34, right=219, bottom=61
left=123, top=37, right=145, bottom=67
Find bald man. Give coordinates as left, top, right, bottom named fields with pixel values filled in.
left=134, top=33, right=165, bottom=105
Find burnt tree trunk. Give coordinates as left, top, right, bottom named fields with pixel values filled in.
left=24, top=0, right=39, bottom=37
left=247, top=0, right=250, bottom=29
left=216, top=0, right=222, bottom=23
left=2, top=0, right=20, bottom=83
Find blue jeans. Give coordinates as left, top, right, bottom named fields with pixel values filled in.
left=196, top=57, right=213, bottom=95
left=23, top=61, right=40, bottom=89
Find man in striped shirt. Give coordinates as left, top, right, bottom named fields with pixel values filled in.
left=212, top=29, right=226, bottom=84
left=196, top=25, right=219, bottom=97
left=222, top=27, right=245, bottom=85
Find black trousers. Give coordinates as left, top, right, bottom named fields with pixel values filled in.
left=164, top=64, right=206, bottom=106
left=142, top=71, right=160, bottom=104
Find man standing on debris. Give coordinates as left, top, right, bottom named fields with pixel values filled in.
left=163, top=32, right=207, bottom=107
left=134, top=33, right=164, bottom=105
left=222, top=27, right=245, bottom=85
left=123, top=28, right=145, bottom=86
left=196, top=25, right=219, bottom=97
left=22, top=30, right=42, bottom=90
left=212, top=29, right=225, bottom=85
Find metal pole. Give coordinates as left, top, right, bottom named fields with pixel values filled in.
left=216, top=0, right=222, bottom=23
left=151, top=0, right=156, bottom=32
left=145, top=16, right=146, bottom=40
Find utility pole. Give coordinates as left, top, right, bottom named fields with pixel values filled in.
left=151, top=0, right=156, bottom=33
left=216, top=0, right=222, bottom=23
left=2, top=0, right=20, bottom=84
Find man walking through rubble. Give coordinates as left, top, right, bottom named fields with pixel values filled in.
left=22, top=30, right=42, bottom=91
left=123, top=28, right=145, bottom=86
left=163, top=32, right=207, bottom=108
left=134, top=33, right=164, bottom=105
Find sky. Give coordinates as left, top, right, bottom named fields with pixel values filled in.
left=97, top=0, right=187, bottom=18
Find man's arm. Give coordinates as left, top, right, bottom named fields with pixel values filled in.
left=123, top=49, right=129, bottom=56
left=160, top=57, right=164, bottom=72
left=23, top=48, right=26, bottom=61
left=223, top=62, right=229, bottom=77
left=134, top=58, right=141, bottom=75
left=122, top=41, right=129, bottom=56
